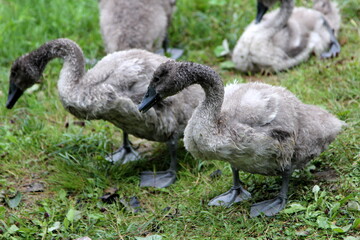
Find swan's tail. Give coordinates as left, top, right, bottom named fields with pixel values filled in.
left=312, top=0, right=341, bottom=35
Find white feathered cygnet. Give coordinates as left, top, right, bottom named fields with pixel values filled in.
left=139, top=61, right=345, bottom=217
left=6, top=38, right=203, bottom=188
left=232, top=0, right=341, bottom=73
left=99, top=0, right=176, bottom=54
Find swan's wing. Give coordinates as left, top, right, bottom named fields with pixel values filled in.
left=223, top=83, right=280, bottom=127
left=86, top=49, right=168, bottom=103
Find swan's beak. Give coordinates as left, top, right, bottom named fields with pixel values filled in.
left=6, top=82, right=24, bottom=109
left=255, top=1, right=268, bottom=23
left=138, top=86, right=161, bottom=113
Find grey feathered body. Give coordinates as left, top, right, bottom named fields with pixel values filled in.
left=12, top=39, right=203, bottom=142
left=232, top=0, right=341, bottom=73
left=180, top=68, right=344, bottom=176
left=99, top=0, right=175, bottom=53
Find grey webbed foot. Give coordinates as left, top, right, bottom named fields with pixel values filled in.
left=250, top=196, right=287, bottom=217
left=321, top=41, right=340, bottom=59
left=105, top=145, right=140, bottom=164
left=140, top=170, right=176, bottom=188
left=140, top=136, right=179, bottom=188
left=321, top=19, right=341, bottom=59
left=105, top=132, right=140, bottom=164
left=250, top=167, right=291, bottom=217
left=156, top=48, right=184, bottom=60
left=208, top=186, right=251, bottom=207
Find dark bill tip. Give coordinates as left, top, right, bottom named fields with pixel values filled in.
left=138, top=86, right=161, bottom=113
left=255, top=2, right=269, bottom=24
left=6, top=82, right=23, bottom=109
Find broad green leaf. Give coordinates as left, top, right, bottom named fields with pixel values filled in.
left=58, top=189, right=67, bottom=200
left=331, top=223, right=352, bottom=233
left=283, top=203, right=306, bottom=214
left=66, top=208, right=75, bottom=222
left=63, top=218, right=70, bottom=229
left=329, top=202, right=341, bottom=218
left=209, top=0, right=226, bottom=6
left=135, top=235, right=163, bottom=240
left=48, top=221, right=61, bottom=232
left=214, top=39, right=230, bottom=57
left=66, top=208, right=82, bottom=222
left=0, top=206, right=5, bottom=218
left=352, top=218, right=360, bottom=229
left=88, top=213, right=104, bottom=220
left=316, top=216, right=330, bottom=229
left=347, top=201, right=360, bottom=211
left=7, top=224, right=19, bottom=234
left=7, top=191, right=22, bottom=209
left=220, top=61, right=235, bottom=70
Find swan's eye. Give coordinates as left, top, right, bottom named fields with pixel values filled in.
left=153, top=76, right=160, bottom=83
left=11, top=71, right=18, bottom=78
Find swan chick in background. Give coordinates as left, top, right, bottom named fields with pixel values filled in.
left=6, top=38, right=203, bottom=188
left=232, top=0, right=341, bottom=73
left=139, top=61, right=345, bottom=217
left=99, top=0, right=182, bottom=58
left=256, top=0, right=340, bottom=28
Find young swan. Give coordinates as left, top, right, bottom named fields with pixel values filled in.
left=6, top=38, right=203, bottom=188
left=256, top=0, right=340, bottom=31
left=139, top=61, right=345, bottom=217
left=99, top=0, right=182, bottom=162
left=232, top=0, right=341, bottom=73
left=99, top=0, right=176, bottom=53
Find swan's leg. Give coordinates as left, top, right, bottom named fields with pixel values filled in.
left=320, top=18, right=340, bottom=59
left=250, top=168, right=291, bottom=217
left=140, top=136, right=178, bottom=188
left=255, top=1, right=269, bottom=24
left=162, top=33, right=170, bottom=55
left=105, top=132, right=140, bottom=164
left=208, top=167, right=251, bottom=206
left=157, top=32, right=184, bottom=60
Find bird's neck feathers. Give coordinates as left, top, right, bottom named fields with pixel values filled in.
left=261, top=0, right=294, bottom=30
left=27, top=38, right=86, bottom=81
left=178, top=62, right=224, bottom=123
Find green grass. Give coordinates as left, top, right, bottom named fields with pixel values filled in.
left=0, top=0, right=359, bottom=239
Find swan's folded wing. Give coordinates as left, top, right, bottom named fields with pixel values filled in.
left=223, top=83, right=280, bottom=127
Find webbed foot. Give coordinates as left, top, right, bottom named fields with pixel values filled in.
left=321, top=20, right=341, bottom=59
left=321, top=41, right=340, bottom=59
left=105, top=145, right=140, bottom=164
left=156, top=48, right=184, bottom=60
left=140, top=170, right=176, bottom=188
left=208, top=186, right=251, bottom=207
left=250, top=196, right=287, bottom=217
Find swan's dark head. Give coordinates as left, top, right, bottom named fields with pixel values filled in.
left=138, top=60, right=188, bottom=113
left=6, top=56, right=41, bottom=109
left=256, top=1, right=269, bottom=23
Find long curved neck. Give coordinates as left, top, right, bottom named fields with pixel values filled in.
left=26, top=38, right=85, bottom=95
left=265, top=0, right=294, bottom=30
left=178, top=62, right=224, bottom=122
